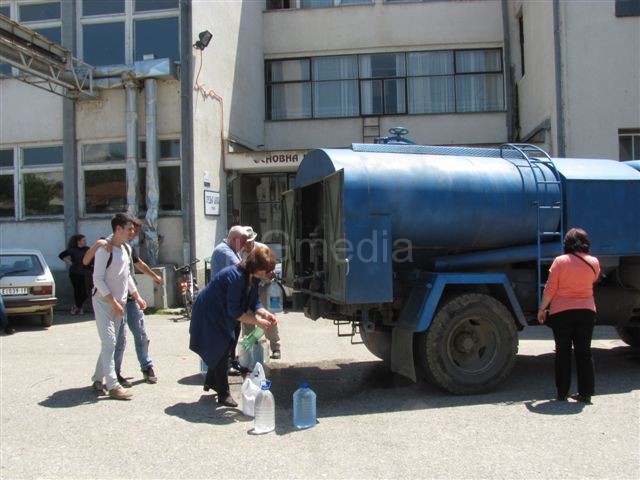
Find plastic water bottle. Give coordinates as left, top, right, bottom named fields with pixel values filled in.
left=293, top=381, right=317, bottom=429
left=240, top=326, right=265, bottom=349
left=268, top=281, right=283, bottom=313
left=200, top=359, right=208, bottom=378
left=254, top=380, right=275, bottom=434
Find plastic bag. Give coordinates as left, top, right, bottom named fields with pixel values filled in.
left=241, top=362, right=266, bottom=417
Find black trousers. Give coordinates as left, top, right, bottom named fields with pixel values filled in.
left=205, top=340, right=232, bottom=397
left=548, top=309, right=595, bottom=398
left=69, top=272, right=88, bottom=308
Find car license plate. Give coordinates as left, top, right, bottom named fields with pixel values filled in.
left=1, top=287, right=29, bottom=295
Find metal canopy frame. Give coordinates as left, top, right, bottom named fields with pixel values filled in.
left=0, top=14, right=94, bottom=98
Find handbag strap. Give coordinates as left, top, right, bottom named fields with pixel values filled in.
left=571, top=253, right=597, bottom=278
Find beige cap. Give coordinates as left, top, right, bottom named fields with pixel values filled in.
left=227, top=225, right=258, bottom=241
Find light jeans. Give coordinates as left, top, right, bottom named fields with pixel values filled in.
left=91, top=295, right=125, bottom=390
left=114, top=299, right=152, bottom=375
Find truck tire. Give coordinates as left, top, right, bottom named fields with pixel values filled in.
left=41, top=308, right=53, bottom=328
left=616, top=326, right=640, bottom=347
left=360, top=327, right=392, bottom=364
left=416, top=293, right=518, bottom=394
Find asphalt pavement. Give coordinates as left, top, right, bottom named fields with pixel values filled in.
left=1, top=309, right=639, bottom=479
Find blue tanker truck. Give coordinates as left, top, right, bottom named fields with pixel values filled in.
left=281, top=142, right=640, bottom=394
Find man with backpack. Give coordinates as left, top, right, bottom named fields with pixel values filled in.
left=84, top=217, right=162, bottom=388
left=90, top=213, right=146, bottom=400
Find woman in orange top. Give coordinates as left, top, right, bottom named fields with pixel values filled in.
left=537, top=228, right=600, bottom=404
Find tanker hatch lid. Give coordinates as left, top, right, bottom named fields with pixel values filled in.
left=552, top=158, right=640, bottom=181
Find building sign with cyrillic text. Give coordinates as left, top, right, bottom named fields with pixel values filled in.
left=226, top=150, right=307, bottom=172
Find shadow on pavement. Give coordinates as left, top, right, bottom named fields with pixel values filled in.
left=524, top=399, right=587, bottom=415
left=38, top=386, right=101, bottom=408
left=164, top=395, right=250, bottom=426
left=166, top=343, right=639, bottom=436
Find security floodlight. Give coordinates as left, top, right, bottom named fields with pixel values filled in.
left=193, top=30, right=212, bottom=50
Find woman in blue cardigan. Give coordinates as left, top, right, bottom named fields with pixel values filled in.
left=189, top=245, right=277, bottom=407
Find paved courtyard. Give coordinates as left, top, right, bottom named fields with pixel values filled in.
left=1, top=310, right=639, bottom=479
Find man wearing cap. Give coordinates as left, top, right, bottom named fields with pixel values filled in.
left=211, top=225, right=257, bottom=274
left=210, top=225, right=257, bottom=375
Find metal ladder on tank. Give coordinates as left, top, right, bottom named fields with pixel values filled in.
left=500, top=143, right=564, bottom=307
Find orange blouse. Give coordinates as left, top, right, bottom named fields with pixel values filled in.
left=543, top=253, right=600, bottom=315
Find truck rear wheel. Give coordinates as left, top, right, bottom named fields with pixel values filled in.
left=616, top=326, right=640, bottom=347
left=416, top=293, right=518, bottom=394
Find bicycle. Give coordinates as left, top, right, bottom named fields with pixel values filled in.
left=174, top=259, right=200, bottom=320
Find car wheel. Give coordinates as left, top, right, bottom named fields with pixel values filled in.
left=41, top=307, right=53, bottom=327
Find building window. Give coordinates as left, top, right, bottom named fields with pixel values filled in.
left=0, top=149, right=15, bottom=218
left=80, top=0, right=179, bottom=66
left=266, top=48, right=504, bottom=120
left=81, top=139, right=181, bottom=215
left=267, top=59, right=312, bottom=120
left=0, top=1, right=62, bottom=76
left=616, top=0, right=640, bottom=17
left=266, top=0, right=371, bottom=10
left=619, top=131, right=640, bottom=160
left=0, top=145, right=63, bottom=220
left=139, top=139, right=182, bottom=211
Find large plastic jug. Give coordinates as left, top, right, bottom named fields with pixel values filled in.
left=267, top=281, right=283, bottom=313
left=254, top=380, right=275, bottom=434
left=293, top=381, right=317, bottom=429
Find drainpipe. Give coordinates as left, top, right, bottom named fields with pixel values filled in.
left=553, top=0, right=566, bottom=156
left=124, top=74, right=139, bottom=218
left=501, top=0, right=514, bottom=142
left=144, top=75, right=160, bottom=266
left=180, top=0, right=194, bottom=264
left=61, top=0, right=76, bottom=241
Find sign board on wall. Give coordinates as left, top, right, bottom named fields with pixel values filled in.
left=225, top=150, right=308, bottom=172
left=204, top=189, right=219, bottom=216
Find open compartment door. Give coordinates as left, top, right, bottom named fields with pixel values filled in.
left=323, top=170, right=346, bottom=302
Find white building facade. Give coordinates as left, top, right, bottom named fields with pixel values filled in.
left=0, top=0, right=638, bottom=303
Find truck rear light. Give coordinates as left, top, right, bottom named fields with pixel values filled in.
left=32, top=285, right=53, bottom=295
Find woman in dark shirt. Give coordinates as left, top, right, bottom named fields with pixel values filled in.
left=189, top=245, right=278, bottom=407
left=58, top=234, right=91, bottom=315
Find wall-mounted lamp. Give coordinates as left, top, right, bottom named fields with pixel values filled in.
left=193, top=30, right=212, bottom=50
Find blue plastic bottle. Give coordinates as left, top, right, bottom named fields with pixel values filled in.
left=293, top=381, right=317, bottom=429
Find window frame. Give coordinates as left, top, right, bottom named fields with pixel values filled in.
left=619, top=131, right=640, bottom=161
left=0, top=143, right=64, bottom=221
left=79, top=138, right=182, bottom=217
left=266, top=48, right=505, bottom=120
left=78, top=0, right=179, bottom=66
left=0, top=1, right=62, bottom=76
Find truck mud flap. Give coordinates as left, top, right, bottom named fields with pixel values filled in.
left=391, top=327, right=416, bottom=382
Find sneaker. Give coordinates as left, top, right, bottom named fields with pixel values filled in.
left=92, top=381, right=106, bottom=395
left=4, top=326, right=16, bottom=335
left=227, top=366, right=241, bottom=376
left=117, top=375, right=132, bottom=388
left=70, top=306, right=78, bottom=315
left=143, top=366, right=157, bottom=384
left=270, top=350, right=281, bottom=360
left=78, top=308, right=84, bottom=315
left=108, top=386, right=133, bottom=400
